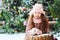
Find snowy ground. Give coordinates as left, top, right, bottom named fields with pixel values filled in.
left=0, top=33, right=60, bottom=40
left=0, top=33, right=25, bottom=40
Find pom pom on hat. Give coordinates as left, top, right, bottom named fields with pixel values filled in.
left=29, top=3, right=45, bottom=15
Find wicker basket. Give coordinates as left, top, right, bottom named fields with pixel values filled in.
left=29, top=34, right=53, bottom=40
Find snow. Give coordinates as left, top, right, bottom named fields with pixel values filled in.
left=0, top=33, right=25, bottom=40
left=0, top=33, right=60, bottom=40
left=53, top=33, right=60, bottom=40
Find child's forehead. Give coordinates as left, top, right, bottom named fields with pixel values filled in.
left=35, top=12, right=40, bottom=13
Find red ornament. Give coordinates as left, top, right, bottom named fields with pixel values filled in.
left=22, top=7, right=27, bottom=11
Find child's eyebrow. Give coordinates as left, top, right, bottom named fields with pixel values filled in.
left=35, top=12, right=40, bottom=13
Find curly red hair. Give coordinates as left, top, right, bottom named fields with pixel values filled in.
left=26, top=13, right=50, bottom=33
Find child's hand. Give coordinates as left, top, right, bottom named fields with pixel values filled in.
left=35, top=28, right=42, bottom=34
left=29, top=28, right=42, bottom=35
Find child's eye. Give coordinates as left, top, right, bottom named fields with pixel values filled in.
left=35, top=12, right=37, bottom=13
left=38, top=12, right=40, bottom=13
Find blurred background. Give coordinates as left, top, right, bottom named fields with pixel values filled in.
left=0, top=0, right=60, bottom=40
left=0, top=0, right=60, bottom=36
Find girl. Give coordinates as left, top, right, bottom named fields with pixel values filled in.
left=25, top=3, right=50, bottom=40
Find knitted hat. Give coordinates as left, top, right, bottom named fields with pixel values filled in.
left=29, top=3, right=45, bottom=15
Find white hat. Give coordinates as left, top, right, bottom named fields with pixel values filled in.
left=29, top=3, right=45, bottom=15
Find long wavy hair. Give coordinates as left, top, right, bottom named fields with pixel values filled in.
left=27, top=13, right=50, bottom=33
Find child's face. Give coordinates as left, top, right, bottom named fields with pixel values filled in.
left=33, top=12, right=41, bottom=19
